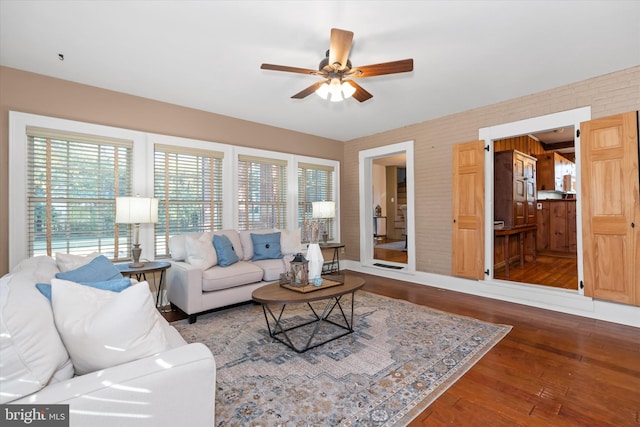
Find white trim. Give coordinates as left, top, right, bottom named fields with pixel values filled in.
left=358, top=140, right=416, bottom=274
left=8, top=112, right=340, bottom=270
left=9, top=112, right=146, bottom=270
left=479, top=106, right=591, bottom=291
left=344, top=259, right=639, bottom=328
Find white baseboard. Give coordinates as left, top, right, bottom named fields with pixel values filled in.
left=343, top=260, right=640, bottom=328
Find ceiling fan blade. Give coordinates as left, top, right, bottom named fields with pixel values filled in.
left=261, top=63, right=320, bottom=75
left=344, top=80, right=373, bottom=102
left=351, top=59, right=414, bottom=78
left=328, top=28, right=354, bottom=71
left=291, top=81, right=326, bottom=99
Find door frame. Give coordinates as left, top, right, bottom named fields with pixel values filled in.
left=359, top=140, right=416, bottom=274
left=479, top=107, right=591, bottom=291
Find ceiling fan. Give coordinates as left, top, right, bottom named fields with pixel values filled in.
left=260, top=28, right=414, bottom=102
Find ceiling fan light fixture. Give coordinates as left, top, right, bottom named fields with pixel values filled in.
left=315, top=82, right=330, bottom=99
left=329, top=78, right=344, bottom=102
left=342, top=81, right=356, bottom=99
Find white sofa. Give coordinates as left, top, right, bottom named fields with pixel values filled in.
left=0, top=256, right=216, bottom=427
left=167, top=228, right=302, bottom=323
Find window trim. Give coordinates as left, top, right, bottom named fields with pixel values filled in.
left=9, top=112, right=147, bottom=270
left=9, top=112, right=340, bottom=270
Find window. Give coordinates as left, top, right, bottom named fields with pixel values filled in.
left=298, top=162, right=335, bottom=241
left=154, top=145, right=224, bottom=257
left=26, top=126, right=133, bottom=259
left=237, top=155, right=287, bottom=230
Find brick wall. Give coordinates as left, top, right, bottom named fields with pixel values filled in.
left=342, top=65, right=640, bottom=275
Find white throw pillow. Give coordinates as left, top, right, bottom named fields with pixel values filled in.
left=55, top=252, right=101, bottom=272
left=50, top=278, right=170, bottom=375
left=0, top=257, right=72, bottom=404
left=185, top=232, right=217, bottom=269
left=280, top=228, right=302, bottom=255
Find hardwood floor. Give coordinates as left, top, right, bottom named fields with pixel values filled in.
left=163, top=271, right=640, bottom=426
left=374, top=238, right=409, bottom=264
left=360, top=272, right=640, bottom=427
left=494, top=254, right=578, bottom=290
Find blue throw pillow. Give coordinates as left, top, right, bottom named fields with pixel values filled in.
left=36, top=278, right=132, bottom=301
left=213, top=234, right=239, bottom=267
left=251, top=232, right=282, bottom=261
left=55, top=254, right=123, bottom=282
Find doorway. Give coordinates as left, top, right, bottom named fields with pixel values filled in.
left=479, top=107, right=591, bottom=292
left=359, top=141, right=415, bottom=273
left=372, top=158, right=408, bottom=264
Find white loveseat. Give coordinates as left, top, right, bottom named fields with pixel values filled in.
left=0, top=256, right=216, bottom=427
left=167, top=228, right=301, bottom=323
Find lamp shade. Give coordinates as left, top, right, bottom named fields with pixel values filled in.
left=312, top=201, right=335, bottom=219
left=115, top=197, right=158, bottom=224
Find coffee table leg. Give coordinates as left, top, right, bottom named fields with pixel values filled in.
left=259, top=291, right=358, bottom=353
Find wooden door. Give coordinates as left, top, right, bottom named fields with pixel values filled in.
left=452, top=141, right=485, bottom=279
left=581, top=111, right=639, bottom=305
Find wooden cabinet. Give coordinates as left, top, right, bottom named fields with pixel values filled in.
left=536, top=200, right=577, bottom=254
left=494, top=150, right=537, bottom=228
left=534, top=152, right=575, bottom=192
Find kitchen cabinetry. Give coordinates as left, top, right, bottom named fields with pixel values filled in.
left=534, top=152, right=575, bottom=192
left=494, top=150, right=537, bottom=228
left=536, top=200, right=577, bottom=255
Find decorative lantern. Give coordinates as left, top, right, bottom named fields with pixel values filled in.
left=290, top=252, right=309, bottom=285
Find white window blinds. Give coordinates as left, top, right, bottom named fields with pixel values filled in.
left=154, top=145, right=224, bottom=257
left=26, top=126, right=133, bottom=259
left=298, top=162, right=335, bottom=241
left=237, top=155, right=287, bottom=230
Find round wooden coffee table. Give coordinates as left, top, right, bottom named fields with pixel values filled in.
left=252, top=274, right=365, bottom=353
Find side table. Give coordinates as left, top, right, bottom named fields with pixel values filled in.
left=115, top=261, right=171, bottom=308
left=318, top=242, right=345, bottom=274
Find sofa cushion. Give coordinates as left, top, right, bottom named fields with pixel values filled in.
left=252, top=258, right=287, bottom=282
left=51, top=278, right=171, bottom=375
left=201, top=261, right=264, bottom=292
left=251, top=232, right=283, bottom=261
left=168, top=232, right=202, bottom=261
left=55, top=254, right=123, bottom=282
left=213, top=234, right=240, bottom=267
left=55, top=252, right=101, bottom=272
left=239, top=228, right=275, bottom=261
left=185, top=232, right=217, bottom=269
left=280, top=228, right=302, bottom=255
left=0, top=256, right=73, bottom=404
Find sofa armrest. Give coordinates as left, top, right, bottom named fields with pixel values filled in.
left=16, top=343, right=216, bottom=427
left=166, top=261, right=204, bottom=316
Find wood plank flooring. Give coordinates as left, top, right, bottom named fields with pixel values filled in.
left=494, top=254, right=578, bottom=290
left=360, top=272, right=640, bottom=427
left=163, top=271, right=640, bottom=426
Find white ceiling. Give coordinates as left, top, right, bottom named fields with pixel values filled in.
left=1, top=1, right=639, bottom=142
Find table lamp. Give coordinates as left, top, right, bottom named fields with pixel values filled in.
left=115, top=195, right=158, bottom=267
left=312, top=201, right=335, bottom=243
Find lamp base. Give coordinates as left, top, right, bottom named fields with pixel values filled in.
left=130, top=244, right=144, bottom=268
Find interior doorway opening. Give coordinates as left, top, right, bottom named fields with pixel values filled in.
left=359, top=141, right=415, bottom=274
left=479, top=107, right=590, bottom=292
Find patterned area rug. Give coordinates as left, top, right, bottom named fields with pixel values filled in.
left=173, top=291, right=511, bottom=426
